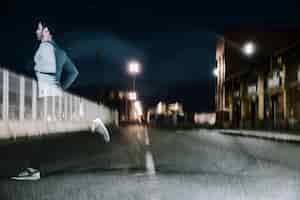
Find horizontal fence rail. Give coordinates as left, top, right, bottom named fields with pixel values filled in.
left=0, top=67, right=117, bottom=140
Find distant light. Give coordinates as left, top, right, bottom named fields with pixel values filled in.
left=174, top=102, right=179, bottom=111
left=169, top=102, right=181, bottom=113
left=128, top=91, right=137, bottom=101
left=128, top=60, right=141, bottom=75
left=243, top=42, right=255, bottom=56
left=213, top=68, right=219, bottom=77
left=134, top=100, right=143, bottom=116
left=118, top=91, right=125, bottom=99
left=156, top=102, right=166, bottom=115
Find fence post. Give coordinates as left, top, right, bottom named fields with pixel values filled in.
left=1, top=69, right=5, bottom=120
left=44, top=93, right=47, bottom=120
left=32, top=80, right=37, bottom=120
left=64, top=93, right=68, bottom=120
left=19, top=76, right=25, bottom=120
left=70, top=95, right=73, bottom=120
left=74, top=96, right=78, bottom=120
left=115, top=110, right=119, bottom=126
left=58, top=94, right=62, bottom=120
left=52, top=96, right=55, bottom=120
left=3, top=70, right=8, bottom=120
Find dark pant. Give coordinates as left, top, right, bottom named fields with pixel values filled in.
left=22, top=140, right=42, bottom=170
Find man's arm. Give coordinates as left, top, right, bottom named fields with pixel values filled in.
left=61, top=56, right=79, bottom=89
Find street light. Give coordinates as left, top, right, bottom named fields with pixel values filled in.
left=243, top=41, right=255, bottom=56
left=127, top=60, right=141, bottom=91
left=126, top=60, right=141, bottom=121
left=213, top=67, right=219, bottom=77
left=134, top=100, right=143, bottom=116
left=128, top=61, right=140, bottom=75
left=127, top=91, right=137, bottom=101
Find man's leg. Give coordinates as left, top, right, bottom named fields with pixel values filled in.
left=10, top=85, right=45, bottom=180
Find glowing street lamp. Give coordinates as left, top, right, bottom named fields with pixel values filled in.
left=213, top=67, right=219, bottom=77
left=128, top=91, right=137, bottom=101
left=243, top=41, right=255, bottom=56
left=134, top=100, right=143, bottom=117
left=128, top=60, right=141, bottom=76
left=127, top=60, right=141, bottom=91
left=126, top=60, right=141, bottom=121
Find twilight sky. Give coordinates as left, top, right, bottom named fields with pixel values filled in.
left=0, top=0, right=300, bottom=111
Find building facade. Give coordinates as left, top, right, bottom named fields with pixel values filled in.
left=215, top=30, right=300, bottom=130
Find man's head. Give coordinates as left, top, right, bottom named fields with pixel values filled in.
left=36, top=21, right=54, bottom=41
left=36, top=22, right=43, bottom=41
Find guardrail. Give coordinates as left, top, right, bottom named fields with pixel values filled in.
left=0, top=67, right=117, bottom=139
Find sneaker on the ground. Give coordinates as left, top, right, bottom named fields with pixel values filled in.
left=11, top=168, right=41, bottom=181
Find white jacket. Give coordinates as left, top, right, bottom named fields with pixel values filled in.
left=34, top=42, right=56, bottom=74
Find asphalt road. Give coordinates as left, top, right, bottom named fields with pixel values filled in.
left=1, top=126, right=300, bottom=199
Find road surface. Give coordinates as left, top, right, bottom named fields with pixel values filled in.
left=1, top=126, right=300, bottom=199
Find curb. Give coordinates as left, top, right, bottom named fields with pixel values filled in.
left=218, top=129, right=300, bottom=142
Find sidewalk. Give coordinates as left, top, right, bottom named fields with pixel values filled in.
left=219, top=129, right=300, bottom=142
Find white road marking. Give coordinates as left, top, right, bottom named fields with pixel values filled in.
left=145, top=151, right=156, bottom=175
left=145, top=128, right=150, bottom=146
left=144, top=128, right=156, bottom=175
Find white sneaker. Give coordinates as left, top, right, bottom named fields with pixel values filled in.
left=92, top=118, right=110, bottom=143
left=11, top=168, right=41, bottom=181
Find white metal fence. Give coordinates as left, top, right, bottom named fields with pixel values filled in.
left=0, top=67, right=117, bottom=139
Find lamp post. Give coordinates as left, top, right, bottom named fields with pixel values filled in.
left=126, top=60, right=141, bottom=121
left=242, top=41, right=255, bottom=57
left=127, top=60, right=141, bottom=92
